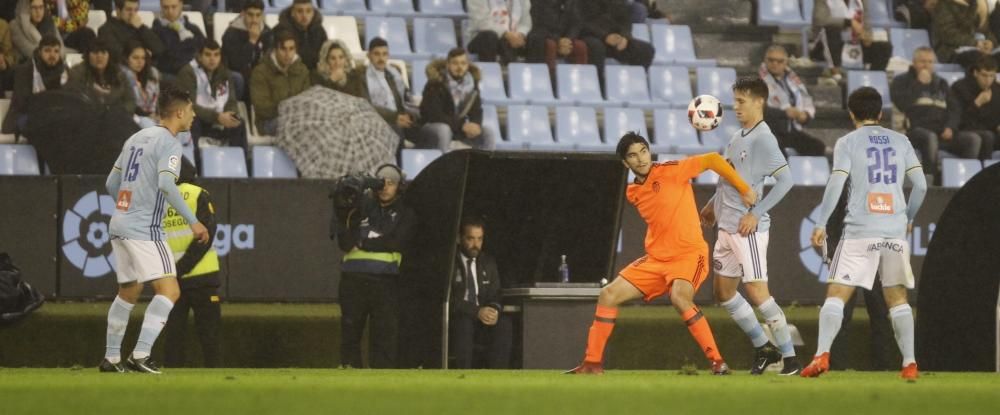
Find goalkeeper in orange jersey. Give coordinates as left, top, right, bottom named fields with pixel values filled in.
left=566, top=132, right=756, bottom=375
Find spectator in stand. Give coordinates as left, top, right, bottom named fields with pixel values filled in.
left=932, top=0, right=996, bottom=66
left=44, top=0, right=97, bottom=53
left=312, top=39, right=356, bottom=93
left=250, top=30, right=310, bottom=136
left=346, top=37, right=414, bottom=147
left=11, top=0, right=63, bottom=63
left=951, top=54, right=1000, bottom=160
left=67, top=38, right=135, bottom=115
left=152, top=0, right=205, bottom=77
left=895, top=0, right=936, bottom=30
left=579, top=0, right=655, bottom=74
left=98, top=0, right=165, bottom=69
left=221, top=0, right=273, bottom=101
left=177, top=40, right=247, bottom=150
left=419, top=47, right=496, bottom=152
left=274, top=0, right=326, bottom=71
left=121, top=40, right=161, bottom=128
left=0, top=18, right=15, bottom=92
left=2, top=34, right=66, bottom=135
left=527, top=0, right=588, bottom=77
left=890, top=46, right=978, bottom=174
left=760, top=45, right=827, bottom=157
left=466, top=0, right=534, bottom=64
left=811, top=0, right=892, bottom=83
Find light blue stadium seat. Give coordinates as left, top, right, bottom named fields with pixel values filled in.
left=508, top=63, right=558, bottom=105
left=603, top=107, right=648, bottom=146
left=0, top=144, right=40, bottom=175
left=500, top=105, right=560, bottom=151
left=648, top=66, right=692, bottom=108
left=410, top=60, right=430, bottom=97
left=401, top=149, right=442, bottom=178
left=632, top=23, right=650, bottom=43
left=700, top=112, right=739, bottom=151
left=368, top=0, right=418, bottom=16
left=935, top=63, right=963, bottom=72
left=252, top=146, right=298, bottom=178
left=365, top=17, right=422, bottom=58
left=941, top=158, right=982, bottom=188
left=847, top=70, right=892, bottom=109
left=477, top=62, right=514, bottom=104
left=200, top=147, right=248, bottom=178
left=650, top=25, right=714, bottom=66
left=555, top=106, right=603, bottom=150
left=413, top=17, right=457, bottom=58
left=866, top=0, right=905, bottom=28
left=890, top=28, right=930, bottom=60
left=938, top=71, right=964, bottom=86
left=419, top=0, right=465, bottom=16
left=481, top=104, right=502, bottom=142
left=653, top=109, right=704, bottom=154
left=320, top=0, right=370, bottom=15
left=788, top=156, right=830, bottom=186
left=182, top=144, right=195, bottom=167
left=138, top=0, right=160, bottom=11
left=556, top=64, right=604, bottom=106
left=983, top=159, right=999, bottom=168
left=605, top=65, right=653, bottom=107
left=757, top=0, right=809, bottom=29
left=696, top=67, right=737, bottom=107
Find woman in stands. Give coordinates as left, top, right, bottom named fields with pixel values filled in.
left=121, top=40, right=160, bottom=128
left=312, top=39, right=356, bottom=94
left=67, top=38, right=135, bottom=116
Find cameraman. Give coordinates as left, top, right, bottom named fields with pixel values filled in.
left=333, top=164, right=416, bottom=368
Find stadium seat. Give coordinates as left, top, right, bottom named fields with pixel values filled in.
left=603, top=107, right=647, bottom=146
left=419, top=0, right=466, bottom=17
left=866, top=0, right=905, bottom=28
left=413, top=17, right=458, bottom=58
left=0, top=144, right=40, bottom=175
left=500, top=105, right=560, bottom=151
left=137, top=0, right=158, bottom=11
left=0, top=99, right=16, bottom=144
left=481, top=104, right=502, bottom=142
left=65, top=53, right=83, bottom=68
left=477, top=62, right=514, bottom=104
left=401, top=149, right=442, bottom=178
left=941, top=158, right=982, bottom=188
left=650, top=25, right=713, bottom=66
left=320, top=0, right=371, bottom=15
left=555, top=106, right=603, bottom=149
left=368, top=0, right=418, bottom=16
left=756, top=0, right=809, bottom=29
left=700, top=112, right=739, bottom=150
left=648, top=66, right=693, bottom=108
left=605, top=65, right=653, bottom=107
left=200, top=147, right=248, bottom=178
left=984, top=159, right=999, bottom=168
left=631, top=23, right=650, bottom=43
left=267, top=0, right=295, bottom=13
left=889, top=28, right=930, bottom=60
left=847, top=70, right=892, bottom=109
left=696, top=67, right=737, bottom=107
left=86, top=10, right=107, bottom=33
left=410, top=60, right=430, bottom=98
left=508, top=63, right=558, bottom=105
left=653, top=109, right=704, bottom=154
left=252, top=146, right=298, bottom=178
left=556, top=64, right=604, bottom=106
left=183, top=12, right=206, bottom=37
left=788, top=156, right=831, bottom=186
left=323, top=16, right=364, bottom=57
left=365, top=17, right=422, bottom=58
left=182, top=144, right=195, bottom=166
left=137, top=11, right=154, bottom=27
left=938, top=71, right=964, bottom=86
left=213, top=12, right=239, bottom=45
left=264, top=13, right=279, bottom=28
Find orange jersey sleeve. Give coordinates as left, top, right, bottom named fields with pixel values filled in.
left=626, top=162, right=708, bottom=260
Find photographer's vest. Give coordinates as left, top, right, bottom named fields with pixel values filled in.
left=164, top=184, right=220, bottom=278
left=342, top=204, right=404, bottom=275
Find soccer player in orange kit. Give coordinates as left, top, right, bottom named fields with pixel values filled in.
left=566, top=132, right=756, bottom=375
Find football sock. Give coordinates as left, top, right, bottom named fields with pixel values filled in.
left=758, top=296, right=795, bottom=358
left=105, top=296, right=135, bottom=364
left=682, top=307, right=723, bottom=362
left=720, top=293, right=769, bottom=348
left=132, top=295, right=174, bottom=360
left=816, top=297, right=845, bottom=356
left=889, top=304, right=916, bottom=366
left=583, top=305, right=618, bottom=363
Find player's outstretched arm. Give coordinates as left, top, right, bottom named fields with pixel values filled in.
left=698, top=153, right=756, bottom=206
left=811, top=171, right=847, bottom=247
left=905, top=167, right=928, bottom=228
left=749, top=166, right=793, bottom=219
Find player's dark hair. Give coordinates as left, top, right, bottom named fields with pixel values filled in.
left=847, top=86, right=883, bottom=121
left=459, top=215, right=486, bottom=236
left=243, top=0, right=265, bottom=11
left=732, top=77, right=769, bottom=101
left=368, top=37, right=389, bottom=51
left=157, top=85, right=191, bottom=118
left=972, top=53, right=998, bottom=73
left=200, top=39, right=221, bottom=53
left=616, top=131, right=649, bottom=161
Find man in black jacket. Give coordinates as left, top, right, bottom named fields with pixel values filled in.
left=221, top=0, right=272, bottom=101
left=151, top=0, right=205, bottom=77
left=274, top=0, right=326, bottom=71
left=527, top=0, right=588, bottom=76
left=578, top=0, right=654, bottom=73
left=418, top=47, right=496, bottom=152
left=334, top=164, right=416, bottom=368
left=1, top=35, right=65, bottom=135
left=98, top=0, right=164, bottom=65
left=449, top=216, right=512, bottom=369
left=951, top=54, right=1000, bottom=160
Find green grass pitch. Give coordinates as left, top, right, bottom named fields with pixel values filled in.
left=2, top=369, right=998, bottom=414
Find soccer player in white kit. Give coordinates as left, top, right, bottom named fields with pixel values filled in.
left=699, top=77, right=800, bottom=375
left=99, top=87, right=210, bottom=374
left=802, top=87, right=927, bottom=380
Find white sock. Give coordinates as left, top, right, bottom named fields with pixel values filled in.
left=758, top=296, right=795, bottom=358
left=890, top=304, right=916, bottom=367
left=105, top=296, right=135, bottom=363
left=721, top=293, right=769, bottom=348
left=132, top=295, right=174, bottom=359
left=816, top=297, right=845, bottom=356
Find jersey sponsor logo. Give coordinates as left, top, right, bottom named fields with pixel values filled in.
left=62, top=191, right=118, bottom=278
left=867, top=192, right=894, bottom=214
left=115, top=190, right=132, bottom=211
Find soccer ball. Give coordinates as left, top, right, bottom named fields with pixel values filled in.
left=687, top=95, right=723, bottom=131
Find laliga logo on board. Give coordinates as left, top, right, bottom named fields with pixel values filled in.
left=62, top=191, right=118, bottom=278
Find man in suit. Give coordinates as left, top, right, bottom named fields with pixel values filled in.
left=449, top=216, right=512, bottom=369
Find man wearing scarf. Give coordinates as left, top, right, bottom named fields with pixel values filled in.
left=759, top=45, right=826, bottom=157
left=11, top=0, right=63, bottom=64
left=346, top=37, right=414, bottom=147
left=250, top=30, right=309, bottom=136
left=2, top=34, right=66, bottom=134
left=419, top=47, right=496, bottom=152
left=151, top=0, right=205, bottom=76
left=177, top=40, right=247, bottom=151
left=44, top=0, right=96, bottom=53
left=98, top=0, right=165, bottom=66
left=467, top=0, right=535, bottom=64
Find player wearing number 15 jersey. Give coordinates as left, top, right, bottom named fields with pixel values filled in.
left=803, top=87, right=928, bottom=380
left=99, top=87, right=210, bottom=375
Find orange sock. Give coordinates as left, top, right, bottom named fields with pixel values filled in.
left=583, top=305, right=618, bottom=363
left=682, top=307, right=723, bottom=362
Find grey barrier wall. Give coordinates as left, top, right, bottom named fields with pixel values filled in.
left=0, top=176, right=954, bottom=304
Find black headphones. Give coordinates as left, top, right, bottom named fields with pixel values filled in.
left=374, top=163, right=407, bottom=192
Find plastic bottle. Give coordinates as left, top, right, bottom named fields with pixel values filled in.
left=558, top=255, right=570, bottom=283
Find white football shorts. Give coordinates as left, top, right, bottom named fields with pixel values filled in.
left=828, top=238, right=914, bottom=290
